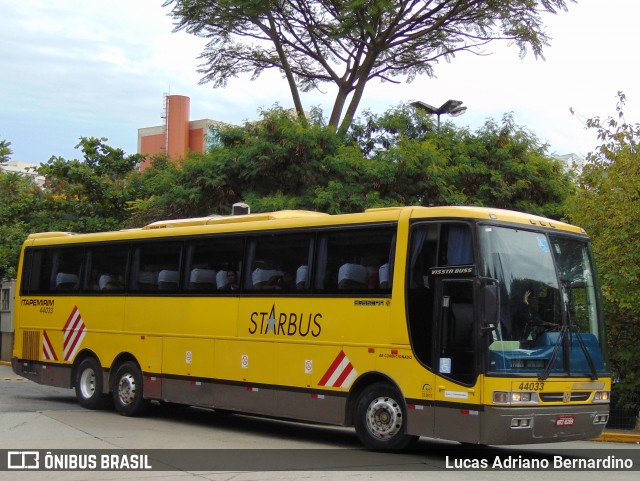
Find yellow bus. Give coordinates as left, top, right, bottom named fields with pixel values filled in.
left=12, top=206, right=610, bottom=449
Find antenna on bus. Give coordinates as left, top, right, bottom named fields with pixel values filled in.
left=232, top=202, right=250, bottom=216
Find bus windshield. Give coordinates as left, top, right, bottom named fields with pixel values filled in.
left=479, top=225, right=608, bottom=377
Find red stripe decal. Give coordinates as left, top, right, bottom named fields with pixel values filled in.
left=318, top=351, right=346, bottom=386
left=333, top=362, right=354, bottom=387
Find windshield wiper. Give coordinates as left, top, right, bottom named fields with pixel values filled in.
left=539, top=325, right=566, bottom=381
left=569, top=322, right=599, bottom=381
left=538, top=300, right=599, bottom=381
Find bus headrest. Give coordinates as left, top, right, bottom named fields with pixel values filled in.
left=379, top=263, right=390, bottom=287
left=56, top=272, right=78, bottom=287
left=252, top=268, right=282, bottom=287
left=190, top=268, right=216, bottom=285
left=338, top=263, right=367, bottom=286
left=296, top=265, right=309, bottom=288
left=158, top=270, right=179, bottom=284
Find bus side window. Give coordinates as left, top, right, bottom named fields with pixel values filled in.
left=130, top=242, right=182, bottom=293
left=245, top=233, right=313, bottom=292
left=20, top=249, right=51, bottom=295
left=184, top=237, right=244, bottom=293
left=84, top=245, right=129, bottom=292
left=51, top=248, right=84, bottom=293
left=315, top=227, right=395, bottom=294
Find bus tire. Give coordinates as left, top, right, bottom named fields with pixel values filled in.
left=112, top=361, right=149, bottom=417
left=354, top=382, right=418, bottom=451
left=75, top=357, right=110, bottom=410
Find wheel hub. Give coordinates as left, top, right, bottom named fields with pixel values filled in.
left=79, top=368, right=96, bottom=399
left=365, top=396, right=403, bottom=440
left=117, top=373, right=137, bottom=405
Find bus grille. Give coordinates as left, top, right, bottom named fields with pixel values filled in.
left=539, top=392, right=591, bottom=402
left=22, top=330, right=40, bottom=360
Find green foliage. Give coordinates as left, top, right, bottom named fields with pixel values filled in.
left=567, top=92, right=640, bottom=410
left=0, top=137, right=142, bottom=277
left=131, top=105, right=572, bottom=222
left=0, top=172, right=43, bottom=278
left=38, top=137, right=141, bottom=232
left=347, top=107, right=572, bottom=218
left=0, top=138, right=12, bottom=165
left=128, top=108, right=346, bottom=222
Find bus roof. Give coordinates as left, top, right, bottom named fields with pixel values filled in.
left=142, top=210, right=330, bottom=230
left=24, top=206, right=585, bottom=245
left=405, top=206, right=584, bottom=234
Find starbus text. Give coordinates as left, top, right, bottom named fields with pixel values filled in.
left=248, top=309, right=322, bottom=337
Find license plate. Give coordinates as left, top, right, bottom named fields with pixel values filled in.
left=555, top=415, right=575, bottom=427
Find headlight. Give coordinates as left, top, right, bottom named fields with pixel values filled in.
left=593, top=391, right=610, bottom=403
left=493, top=391, right=537, bottom=404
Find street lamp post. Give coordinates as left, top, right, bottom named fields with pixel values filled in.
left=410, top=100, right=467, bottom=128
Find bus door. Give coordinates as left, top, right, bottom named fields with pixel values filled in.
left=407, top=221, right=481, bottom=442
left=432, top=276, right=481, bottom=442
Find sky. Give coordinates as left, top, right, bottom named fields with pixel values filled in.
left=1, top=0, right=639, bottom=165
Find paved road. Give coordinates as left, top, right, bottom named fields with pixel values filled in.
left=1, top=363, right=638, bottom=480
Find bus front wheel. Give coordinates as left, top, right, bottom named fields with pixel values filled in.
left=354, top=383, right=418, bottom=451
left=112, top=361, right=149, bottom=416
left=75, top=357, right=110, bottom=410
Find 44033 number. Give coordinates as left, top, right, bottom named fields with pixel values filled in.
left=518, top=382, right=545, bottom=391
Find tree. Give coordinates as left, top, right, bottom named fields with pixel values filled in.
left=0, top=172, right=43, bottom=278
left=127, top=108, right=346, bottom=223
left=347, top=106, right=572, bottom=217
left=37, top=137, right=142, bottom=232
left=129, top=105, right=572, bottom=222
left=0, top=138, right=12, bottom=165
left=567, top=92, right=640, bottom=418
left=164, top=0, right=571, bottom=134
left=0, top=138, right=143, bottom=278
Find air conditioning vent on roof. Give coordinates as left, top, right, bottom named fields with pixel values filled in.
left=232, top=202, right=250, bottom=216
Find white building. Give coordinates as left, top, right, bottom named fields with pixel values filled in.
left=555, top=153, right=587, bottom=173
left=0, top=160, right=44, bottom=186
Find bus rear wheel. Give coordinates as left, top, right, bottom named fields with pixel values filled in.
left=354, top=383, right=418, bottom=451
left=75, top=357, right=110, bottom=410
left=112, top=361, right=149, bottom=416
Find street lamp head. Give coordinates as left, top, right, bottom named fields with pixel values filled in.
left=437, top=99, right=464, bottom=114
left=411, top=99, right=467, bottom=129
left=409, top=101, right=439, bottom=115
left=411, top=99, right=466, bottom=116
left=448, top=106, right=467, bottom=117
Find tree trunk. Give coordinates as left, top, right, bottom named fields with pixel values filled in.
left=329, top=86, right=352, bottom=129
left=266, top=13, right=306, bottom=122
left=337, top=53, right=377, bottom=135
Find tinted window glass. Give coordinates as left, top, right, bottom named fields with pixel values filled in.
left=22, top=247, right=84, bottom=294
left=316, top=227, right=395, bottom=294
left=84, top=245, right=129, bottom=293
left=130, top=242, right=182, bottom=293
left=245, top=234, right=313, bottom=292
left=184, top=237, right=244, bottom=292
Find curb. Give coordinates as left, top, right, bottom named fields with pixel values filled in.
left=594, top=432, right=640, bottom=444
